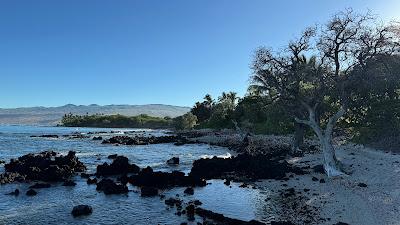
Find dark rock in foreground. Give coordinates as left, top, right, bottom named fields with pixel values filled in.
left=189, top=154, right=305, bottom=181
left=71, top=205, right=93, bottom=217
left=128, top=166, right=206, bottom=188
left=96, top=179, right=128, bottom=195
left=96, top=156, right=140, bottom=176
left=1, top=151, right=86, bottom=184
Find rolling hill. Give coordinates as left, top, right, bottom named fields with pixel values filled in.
left=0, top=104, right=190, bottom=126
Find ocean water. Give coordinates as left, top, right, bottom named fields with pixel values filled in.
left=0, top=126, right=276, bottom=225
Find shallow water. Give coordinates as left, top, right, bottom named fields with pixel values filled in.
left=0, top=125, right=276, bottom=225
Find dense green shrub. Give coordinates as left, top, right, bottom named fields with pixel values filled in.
left=172, top=112, right=198, bottom=130
left=61, top=113, right=172, bottom=129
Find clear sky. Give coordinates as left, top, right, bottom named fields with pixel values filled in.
left=0, top=0, right=399, bottom=108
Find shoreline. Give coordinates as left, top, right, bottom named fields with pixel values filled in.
left=179, top=129, right=400, bottom=225
left=1, top=127, right=399, bottom=224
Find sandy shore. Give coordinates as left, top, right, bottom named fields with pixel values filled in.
left=188, top=131, right=400, bottom=225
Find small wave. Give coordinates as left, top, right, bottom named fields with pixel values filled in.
left=200, top=152, right=232, bottom=159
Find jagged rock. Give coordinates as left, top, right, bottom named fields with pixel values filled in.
left=184, top=187, right=194, bottom=195
left=92, top=136, right=102, bottom=140
left=165, top=197, right=182, bottom=207
left=2, top=151, right=85, bottom=183
left=167, top=157, right=179, bottom=165
left=71, top=205, right=93, bottom=217
left=96, top=179, right=128, bottom=195
left=128, top=166, right=206, bottom=188
left=190, top=154, right=305, bottom=181
left=96, top=156, right=140, bottom=176
left=101, top=135, right=188, bottom=146
left=0, top=172, right=26, bottom=184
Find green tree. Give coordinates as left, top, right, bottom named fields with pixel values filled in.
left=190, top=94, right=215, bottom=123
left=173, top=112, right=198, bottom=130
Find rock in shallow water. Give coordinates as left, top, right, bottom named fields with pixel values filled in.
left=1, top=151, right=86, bottom=183
left=184, top=187, right=194, bottom=195
left=128, top=166, right=206, bottom=188
left=6, top=189, right=20, bottom=196
left=167, top=157, right=179, bottom=165
left=71, top=205, right=93, bottom=217
left=96, top=156, right=140, bottom=176
left=96, top=179, right=128, bottom=195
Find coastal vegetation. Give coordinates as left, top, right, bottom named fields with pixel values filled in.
left=61, top=113, right=173, bottom=129
left=61, top=112, right=198, bottom=130
left=190, top=10, right=400, bottom=176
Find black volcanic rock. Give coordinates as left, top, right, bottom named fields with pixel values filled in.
left=96, top=179, right=128, bottom=195
left=71, top=205, right=93, bottom=217
left=0, top=172, right=26, bottom=184
left=1, top=151, right=85, bottom=183
left=189, top=154, right=305, bottom=181
left=6, top=189, right=20, bottom=196
left=184, top=187, right=194, bottom=195
left=101, top=135, right=189, bottom=146
left=128, top=167, right=206, bottom=188
left=167, top=157, right=180, bottom=165
left=96, top=156, right=140, bottom=176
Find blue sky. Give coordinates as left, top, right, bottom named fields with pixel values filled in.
left=0, top=0, right=399, bottom=108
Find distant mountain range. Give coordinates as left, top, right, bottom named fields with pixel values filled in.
left=0, top=104, right=190, bottom=126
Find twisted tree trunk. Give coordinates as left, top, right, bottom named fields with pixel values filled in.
left=296, top=104, right=345, bottom=177
left=291, top=122, right=305, bottom=154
